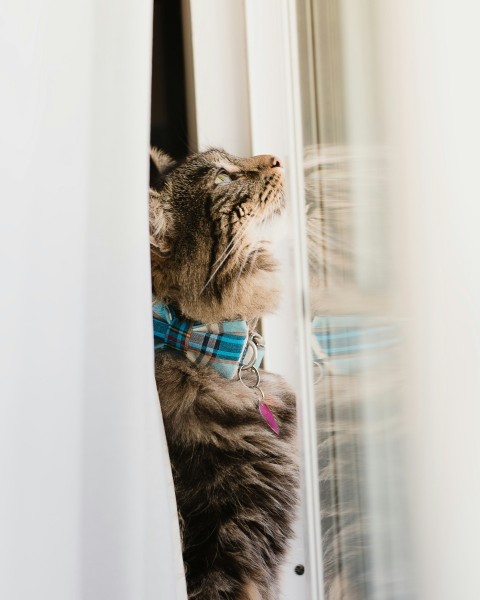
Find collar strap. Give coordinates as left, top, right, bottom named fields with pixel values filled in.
left=152, top=301, right=264, bottom=379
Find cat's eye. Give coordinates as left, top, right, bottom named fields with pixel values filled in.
left=214, top=169, right=232, bottom=185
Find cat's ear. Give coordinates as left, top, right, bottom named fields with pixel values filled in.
left=150, top=147, right=177, bottom=189
left=149, top=188, right=173, bottom=259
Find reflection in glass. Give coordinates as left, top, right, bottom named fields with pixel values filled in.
left=297, top=2, right=414, bottom=599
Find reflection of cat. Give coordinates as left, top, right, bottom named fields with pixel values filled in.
left=305, top=145, right=387, bottom=316
left=306, top=146, right=407, bottom=600
left=149, top=148, right=299, bottom=600
left=305, top=145, right=355, bottom=298
left=314, top=317, right=402, bottom=600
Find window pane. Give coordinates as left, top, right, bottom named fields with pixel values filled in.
left=296, top=1, right=413, bottom=598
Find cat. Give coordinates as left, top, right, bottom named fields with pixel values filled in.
left=149, top=147, right=299, bottom=600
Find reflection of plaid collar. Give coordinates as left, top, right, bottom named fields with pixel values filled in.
left=153, top=301, right=264, bottom=380
left=312, top=315, right=399, bottom=375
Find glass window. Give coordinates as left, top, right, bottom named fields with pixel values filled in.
left=296, top=1, right=413, bottom=598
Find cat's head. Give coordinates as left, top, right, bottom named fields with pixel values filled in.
left=149, top=147, right=285, bottom=323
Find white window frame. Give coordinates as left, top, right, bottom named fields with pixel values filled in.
left=183, top=1, right=324, bottom=598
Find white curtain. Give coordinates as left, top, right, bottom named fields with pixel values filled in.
left=0, top=1, right=186, bottom=598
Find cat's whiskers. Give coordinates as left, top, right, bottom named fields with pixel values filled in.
left=200, top=226, right=251, bottom=294
left=200, top=205, right=260, bottom=294
left=210, top=210, right=257, bottom=270
left=233, top=242, right=257, bottom=291
left=233, top=210, right=271, bottom=290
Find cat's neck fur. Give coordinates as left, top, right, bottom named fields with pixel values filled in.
left=151, top=250, right=280, bottom=324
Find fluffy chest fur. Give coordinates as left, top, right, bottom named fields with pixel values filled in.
left=150, top=148, right=298, bottom=600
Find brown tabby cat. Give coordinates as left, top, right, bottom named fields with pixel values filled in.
left=149, top=147, right=299, bottom=600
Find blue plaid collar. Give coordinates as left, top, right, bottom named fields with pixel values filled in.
left=152, top=301, right=264, bottom=379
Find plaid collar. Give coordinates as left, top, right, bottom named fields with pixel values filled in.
left=152, top=301, right=264, bottom=379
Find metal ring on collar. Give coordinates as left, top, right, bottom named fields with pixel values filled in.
left=255, top=386, right=265, bottom=402
left=251, top=331, right=265, bottom=350
left=241, top=337, right=258, bottom=370
left=238, top=365, right=260, bottom=388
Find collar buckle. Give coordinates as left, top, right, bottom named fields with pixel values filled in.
left=240, top=331, right=264, bottom=370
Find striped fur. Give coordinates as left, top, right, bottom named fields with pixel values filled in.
left=150, top=149, right=298, bottom=600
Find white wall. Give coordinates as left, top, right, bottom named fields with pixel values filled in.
left=0, top=1, right=186, bottom=598
left=379, top=2, right=480, bottom=599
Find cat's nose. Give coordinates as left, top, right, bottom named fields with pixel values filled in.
left=271, top=156, right=282, bottom=168
left=253, top=154, right=283, bottom=170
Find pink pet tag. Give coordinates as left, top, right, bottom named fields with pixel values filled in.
left=238, top=364, right=280, bottom=435
left=259, top=401, right=280, bottom=435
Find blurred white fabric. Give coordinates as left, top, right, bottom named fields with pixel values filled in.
left=0, top=1, right=186, bottom=598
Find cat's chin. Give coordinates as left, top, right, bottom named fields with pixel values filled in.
left=172, top=268, right=281, bottom=324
